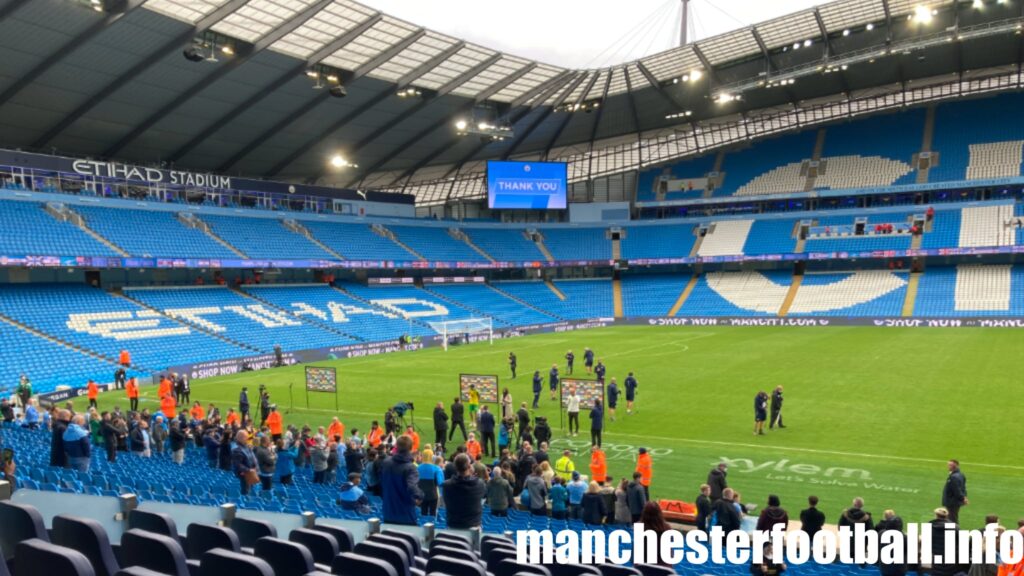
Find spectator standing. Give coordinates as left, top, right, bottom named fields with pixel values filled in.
left=479, top=406, right=496, bottom=457
left=417, top=452, right=444, bottom=517
left=525, top=465, right=548, bottom=516
left=380, top=435, right=423, bottom=525
left=581, top=481, right=607, bottom=525
left=708, top=463, right=728, bottom=501
left=169, top=420, right=187, bottom=464
left=635, top=447, right=653, bottom=499
left=486, top=466, right=514, bottom=516
left=567, top=471, right=587, bottom=519
left=442, top=453, right=486, bottom=529
left=63, top=414, right=91, bottom=472
left=254, top=435, right=277, bottom=491
left=627, top=472, right=647, bottom=523
left=756, top=495, right=789, bottom=531
left=943, top=459, right=968, bottom=523
left=432, top=402, right=448, bottom=451
left=449, top=397, right=466, bottom=442
left=695, top=484, right=712, bottom=532
left=713, top=488, right=741, bottom=532
left=550, top=477, right=569, bottom=519
left=231, top=431, right=258, bottom=496
left=799, top=496, right=826, bottom=537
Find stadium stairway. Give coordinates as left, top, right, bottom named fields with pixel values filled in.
left=46, top=203, right=130, bottom=257
left=113, top=289, right=262, bottom=356
left=485, top=283, right=567, bottom=321
left=668, top=274, right=700, bottom=316
left=282, top=219, right=345, bottom=260
left=189, top=215, right=248, bottom=258
left=901, top=272, right=922, bottom=317
left=448, top=229, right=495, bottom=262
left=544, top=279, right=566, bottom=300
left=376, top=225, right=426, bottom=260
left=611, top=234, right=622, bottom=260
left=777, top=274, right=803, bottom=317
left=917, top=106, right=936, bottom=184
left=612, top=278, right=624, bottom=318
left=532, top=232, right=556, bottom=262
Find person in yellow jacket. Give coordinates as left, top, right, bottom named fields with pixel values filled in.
left=554, top=449, right=576, bottom=482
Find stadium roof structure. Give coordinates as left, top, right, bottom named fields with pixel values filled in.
left=1, top=0, right=1023, bottom=204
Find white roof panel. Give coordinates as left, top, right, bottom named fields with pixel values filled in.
left=817, top=0, right=886, bottom=30
left=490, top=64, right=563, bottom=103
left=641, top=45, right=702, bottom=82
left=696, top=28, right=760, bottom=65
left=143, top=0, right=230, bottom=24
left=322, top=16, right=420, bottom=74
left=270, top=0, right=377, bottom=60
left=212, top=0, right=320, bottom=43
left=451, top=56, right=531, bottom=99
left=367, top=30, right=458, bottom=82
left=755, top=11, right=821, bottom=49
left=416, top=44, right=496, bottom=91
left=606, top=66, right=630, bottom=96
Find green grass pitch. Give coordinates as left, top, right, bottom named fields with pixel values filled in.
left=78, top=325, right=1023, bottom=527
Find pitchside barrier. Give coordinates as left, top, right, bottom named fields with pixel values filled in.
left=44, top=315, right=1024, bottom=403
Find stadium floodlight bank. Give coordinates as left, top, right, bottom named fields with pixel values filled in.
left=428, top=317, right=493, bottom=350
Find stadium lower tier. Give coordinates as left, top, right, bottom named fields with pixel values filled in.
left=0, top=428, right=892, bottom=576
left=0, top=265, right=1022, bottom=395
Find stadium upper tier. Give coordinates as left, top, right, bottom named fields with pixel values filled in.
left=0, top=197, right=1021, bottom=263
left=1, top=263, right=1022, bottom=395
left=637, top=93, right=1024, bottom=202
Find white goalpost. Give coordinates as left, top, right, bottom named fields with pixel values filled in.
left=427, top=317, right=494, bottom=350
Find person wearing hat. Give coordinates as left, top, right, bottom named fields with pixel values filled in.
left=265, top=405, right=283, bottom=441
left=942, top=459, right=968, bottom=524
left=636, top=447, right=653, bottom=499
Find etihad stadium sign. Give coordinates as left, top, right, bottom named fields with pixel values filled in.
left=71, top=159, right=232, bottom=189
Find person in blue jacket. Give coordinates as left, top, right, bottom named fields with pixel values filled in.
left=594, top=360, right=606, bottom=384
left=606, top=378, right=620, bottom=422
left=380, top=435, right=423, bottom=525
left=624, top=372, right=638, bottom=415
left=549, top=364, right=559, bottom=401
left=584, top=348, right=595, bottom=374
left=63, top=414, right=92, bottom=472
left=275, top=437, right=298, bottom=485
left=338, top=472, right=372, bottom=515
left=531, top=371, right=542, bottom=408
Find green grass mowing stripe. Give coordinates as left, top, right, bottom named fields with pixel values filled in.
left=76, top=325, right=1023, bottom=527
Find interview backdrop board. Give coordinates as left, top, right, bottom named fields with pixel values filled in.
left=459, top=373, right=499, bottom=404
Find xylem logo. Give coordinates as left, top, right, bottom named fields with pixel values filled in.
left=715, top=457, right=872, bottom=481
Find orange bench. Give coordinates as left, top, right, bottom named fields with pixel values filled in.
left=658, top=499, right=697, bottom=524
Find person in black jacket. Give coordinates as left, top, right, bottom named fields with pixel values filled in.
left=432, top=402, right=448, bottom=451
left=531, top=371, right=542, bottom=408
left=169, top=420, right=188, bottom=464
left=876, top=511, right=907, bottom=576
left=581, top=481, right=607, bottom=525
left=708, top=463, right=728, bottom=501
left=769, top=386, right=784, bottom=429
left=942, top=460, right=968, bottom=523
left=695, top=484, right=712, bottom=532
left=837, top=497, right=874, bottom=553
left=100, top=412, right=119, bottom=463
left=50, top=409, right=71, bottom=467
left=508, top=352, right=517, bottom=379
left=238, top=388, right=250, bottom=422
left=478, top=406, right=496, bottom=458
left=231, top=430, right=257, bottom=495
left=589, top=399, right=604, bottom=447
left=713, top=488, right=741, bottom=532
left=799, top=495, right=826, bottom=537
left=627, top=472, right=647, bottom=523
left=442, top=453, right=486, bottom=529
left=449, top=398, right=466, bottom=442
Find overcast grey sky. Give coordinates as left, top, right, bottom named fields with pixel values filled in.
left=359, top=0, right=825, bottom=68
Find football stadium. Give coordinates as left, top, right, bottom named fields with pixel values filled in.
left=0, top=0, right=1022, bottom=573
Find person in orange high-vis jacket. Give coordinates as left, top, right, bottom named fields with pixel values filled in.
left=190, top=402, right=205, bottom=422
left=158, top=376, right=172, bottom=399
left=327, top=417, right=345, bottom=442
left=466, top=432, right=482, bottom=461
left=367, top=421, right=384, bottom=448
left=160, top=394, right=176, bottom=419
left=406, top=426, right=420, bottom=452
left=86, top=380, right=99, bottom=410
left=225, top=408, right=241, bottom=427
left=590, top=445, right=607, bottom=484
left=636, top=447, right=653, bottom=499
left=119, top=349, right=131, bottom=367
left=126, top=378, right=139, bottom=412
left=265, top=405, right=283, bottom=441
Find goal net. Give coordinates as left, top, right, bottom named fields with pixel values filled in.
left=427, top=317, right=493, bottom=350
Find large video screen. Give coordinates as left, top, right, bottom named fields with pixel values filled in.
left=487, top=161, right=567, bottom=209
